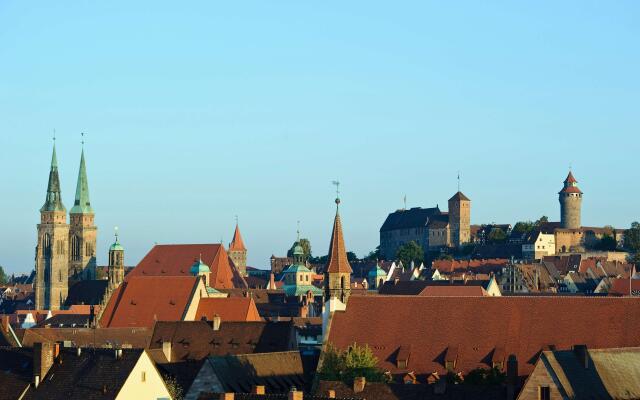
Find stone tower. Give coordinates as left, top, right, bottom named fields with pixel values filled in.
left=69, top=148, right=97, bottom=280
left=324, top=197, right=353, bottom=303
left=108, top=229, right=125, bottom=290
left=448, top=191, right=471, bottom=248
left=35, top=144, right=70, bottom=310
left=559, top=171, right=582, bottom=229
left=229, top=223, right=247, bottom=277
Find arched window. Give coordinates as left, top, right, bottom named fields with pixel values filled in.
left=71, top=235, right=81, bottom=261
left=43, top=233, right=52, bottom=257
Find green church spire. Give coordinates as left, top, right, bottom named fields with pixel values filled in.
left=70, top=148, right=93, bottom=214
left=40, top=143, right=66, bottom=213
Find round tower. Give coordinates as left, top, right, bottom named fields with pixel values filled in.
left=559, top=171, right=583, bottom=229
left=108, top=228, right=125, bottom=290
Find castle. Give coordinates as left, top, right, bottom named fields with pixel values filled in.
left=34, top=141, right=124, bottom=310
left=379, top=191, right=471, bottom=260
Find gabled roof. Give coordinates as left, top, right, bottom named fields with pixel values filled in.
left=128, top=244, right=241, bottom=289
left=23, top=348, right=148, bottom=400
left=419, top=285, right=488, bottom=297
left=195, top=297, right=262, bottom=322
left=204, top=351, right=310, bottom=393
left=21, top=327, right=151, bottom=348
left=327, top=296, right=640, bottom=378
left=229, top=224, right=247, bottom=252
left=535, top=347, right=640, bottom=399
left=325, top=211, right=352, bottom=274
left=380, top=207, right=441, bottom=232
left=100, top=276, right=202, bottom=328
left=449, top=191, right=470, bottom=202
left=565, top=171, right=577, bottom=184
left=148, top=320, right=295, bottom=361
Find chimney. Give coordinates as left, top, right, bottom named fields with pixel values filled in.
left=327, top=390, right=336, bottom=398
left=212, top=314, right=221, bottom=331
left=353, top=376, right=366, bottom=393
left=288, top=387, right=303, bottom=400
left=1, top=315, right=9, bottom=332
left=269, top=273, right=276, bottom=289
left=162, top=341, right=172, bottom=363
left=506, top=354, right=518, bottom=400
left=33, top=342, right=55, bottom=388
left=251, top=385, right=265, bottom=394
left=573, top=345, right=588, bottom=369
left=219, top=394, right=234, bottom=400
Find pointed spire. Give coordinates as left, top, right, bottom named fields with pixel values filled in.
left=560, top=171, right=582, bottom=194
left=41, top=141, right=66, bottom=213
left=70, top=147, right=93, bottom=214
left=325, top=204, right=352, bottom=274
left=229, top=222, right=246, bottom=251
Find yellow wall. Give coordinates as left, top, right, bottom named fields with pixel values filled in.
left=117, top=351, right=171, bottom=400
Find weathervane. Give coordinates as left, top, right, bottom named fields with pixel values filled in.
left=332, top=180, right=341, bottom=206
left=457, top=171, right=461, bottom=192
left=53, top=129, right=56, bottom=143
left=114, top=226, right=119, bottom=242
left=81, top=132, right=87, bottom=148
left=235, top=214, right=238, bottom=225
left=297, top=220, right=301, bottom=240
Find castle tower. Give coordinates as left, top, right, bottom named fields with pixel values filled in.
left=69, top=148, right=97, bottom=280
left=559, top=171, right=582, bottom=229
left=324, top=196, right=353, bottom=303
left=108, top=229, right=125, bottom=290
left=229, top=222, right=247, bottom=277
left=448, top=191, right=471, bottom=247
left=35, top=143, right=70, bottom=310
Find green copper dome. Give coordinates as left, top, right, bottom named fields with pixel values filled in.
left=110, top=233, right=124, bottom=252
left=368, top=264, right=387, bottom=278
left=190, top=258, right=211, bottom=275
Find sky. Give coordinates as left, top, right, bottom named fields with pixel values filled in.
left=1, top=1, right=639, bottom=275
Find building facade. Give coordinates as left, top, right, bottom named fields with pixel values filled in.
left=35, top=144, right=98, bottom=310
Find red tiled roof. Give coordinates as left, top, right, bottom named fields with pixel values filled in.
left=560, top=186, right=583, bottom=194
left=229, top=224, right=247, bottom=252
left=195, top=297, right=262, bottom=322
left=128, top=244, right=238, bottom=289
left=565, top=171, right=577, bottom=184
left=325, top=211, right=352, bottom=274
left=419, top=286, right=488, bottom=297
left=431, top=259, right=507, bottom=274
left=449, top=191, right=470, bottom=202
left=327, top=296, right=640, bottom=378
left=608, top=279, right=640, bottom=296
left=100, top=276, right=202, bottom=328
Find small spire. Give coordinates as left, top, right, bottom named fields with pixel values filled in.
left=70, top=136, right=93, bottom=214
left=41, top=137, right=65, bottom=213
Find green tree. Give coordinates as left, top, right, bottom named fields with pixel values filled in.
left=0, top=265, right=7, bottom=285
left=595, top=234, right=617, bottom=251
left=624, top=222, right=640, bottom=253
left=536, top=216, right=549, bottom=225
left=437, top=253, right=454, bottom=261
left=346, top=252, right=358, bottom=262
left=364, top=246, right=380, bottom=261
left=319, top=343, right=386, bottom=385
left=463, top=368, right=506, bottom=385
left=396, top=241, right=424, bottom=267
left=287, top=238, right=312, bottom=260
left=487, top=228, right=507, bottom=244
left=512, top=221, right=535, bottom=234
left=162, top=374, right=184, bottom=400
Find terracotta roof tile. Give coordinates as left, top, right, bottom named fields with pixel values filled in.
left=195, top=297, right=262, bottom=322
left=229, top=224, right=247, bottom=251
left=325, top=212, right=352, bottom=274
left=327, top=296, right=640, bottom=378
left=100, top=276, right=202, bottom=328
left=128, top=244, right=240, bottom=289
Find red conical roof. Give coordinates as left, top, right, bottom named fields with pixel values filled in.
left=229, top=224, right=246, bottom=251
left=565, top=171, right=577, bottom=184
left=325, top=211, right=352, bottom=274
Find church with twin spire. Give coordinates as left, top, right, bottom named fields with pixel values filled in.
left=35, top=140, right=123, bottom=310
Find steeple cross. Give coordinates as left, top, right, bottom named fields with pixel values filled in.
left=53, top=129, right=56, bottom=143
left=81, top=132, right=87, bottom=147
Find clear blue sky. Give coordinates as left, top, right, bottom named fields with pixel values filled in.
left=1, top=1, right=639, bottom=275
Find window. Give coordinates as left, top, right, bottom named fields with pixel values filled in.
left=141, top=371, right=146, bottom=382
left=538, top=386, right=550, bottom=400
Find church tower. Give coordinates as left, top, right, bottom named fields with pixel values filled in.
left=559, top=171, right=582, bottom=229
left=69, top=147, right=97, bottom=280
left=229, top=222, right=247, bottom=277
left=35, top=143, right=70, bottom=310
left=324, top=196, right=353, bottom=303
left=108, top=229, right=125, bottom=290
left=448, top=191, right=471, bottom=248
